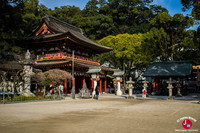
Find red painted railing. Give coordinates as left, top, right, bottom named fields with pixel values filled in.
left=35, top=52, right=99, bottom=64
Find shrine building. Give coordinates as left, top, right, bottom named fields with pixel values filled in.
left=21, top=15, right=116, bottom=94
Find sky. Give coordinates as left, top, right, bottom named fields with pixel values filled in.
left=39, top=0, right=198, bottom=30
left=39, top=0, right=189, bottom=15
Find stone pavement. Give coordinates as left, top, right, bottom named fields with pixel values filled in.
left=99, top=93, right=200, bottom=100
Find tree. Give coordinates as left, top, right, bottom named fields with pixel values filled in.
left=142, top=12, right=194, bottom=61
left=79, top=0, right=168, bottom=40
left=97, top=33, right=149, bottom=77
left=33, top=69, right=72, bottom=98
left=0, top=0, right=24, bottom=53
left=83, top=0, right=99, bottom=16
left=181, top=0, right=200, bottom=20
left=22, top=0, right=42, bottom=35
left=45, top=69, right=72, bottom=99
left=73, top=14, right=116, bottom=40
left=50, top=5, right=81, bottom=24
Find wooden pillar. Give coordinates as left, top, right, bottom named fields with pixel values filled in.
left=104, top=79, right=107, bottom=93
left=100, top=79, right=102, bottom=93
left=153, top=78, right=156, bottom=92
left=156, top=79, right=158, bottom=91
left=64, top=78, right=67, bottom=94
left=153, top=82, right=156, bottom=91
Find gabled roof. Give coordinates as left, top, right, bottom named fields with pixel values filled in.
left=113, top=70, right=124, bottom=76
left=26, top=15, right=113, bottom=53
left=0, top=53, right=23, bottom=71
left=87, top=66, right=101, bottom=73
left=143, top=61, right=192, bottom=77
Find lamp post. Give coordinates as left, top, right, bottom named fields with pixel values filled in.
left=113, top=71, right=124, bottom=96
left=142, top=80, right=149, bottom=98
left=91, top=73, right=100, bottom=98
left=167, top=77, right=175, bottom=99
left=176, top=78, right=182, bottom=97
left=86, top=66, right=101, bottom=98
left=126, top=77, right=135, bottom=99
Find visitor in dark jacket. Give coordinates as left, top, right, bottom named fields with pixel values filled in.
left=95, top=87, right=100, bottom=100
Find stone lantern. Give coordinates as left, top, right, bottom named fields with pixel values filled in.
left=113, top=70, right=124, bottom=96
left=142, top=80, right=149, bottom=98
left=142, top=80, right=149, bottom=89
left=87, top=66, right=101, bottom=98
left=176, top=78, right=182, bottom=97
left=126, top=77, right=135, bottom=99
left=19, top=50, right=35, bottom=96
left=167, top=77, right=175, bottom=99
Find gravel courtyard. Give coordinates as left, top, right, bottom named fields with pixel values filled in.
left=0, top=97, right=199, bottom=133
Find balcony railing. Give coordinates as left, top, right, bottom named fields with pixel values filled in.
left=35, top=52, right=99, bottom=65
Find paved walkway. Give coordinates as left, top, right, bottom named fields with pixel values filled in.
left=99, top=93, right=200, bottom=100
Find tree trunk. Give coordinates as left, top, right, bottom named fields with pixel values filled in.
left=35, top=83, right=38, bottom=96
left=3, top=78, right=6, bottom=104
left=58, top=87, right=61, bottom=99
left=13, top=78, right=18, bottom=97
left=171, top=45, right=174, bottom=61
left=43, top=86, right=46, bottom=97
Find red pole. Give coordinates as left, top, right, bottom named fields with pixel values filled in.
left=83, top=76, right=85, bottom=84
left=52, top=82, right=54, bottom=94
left=64, top=78, right=67, bottom=94
left=100, top=79, right=102, bottom=93
left=156, top=82, right=158, bottom=91
left=92, top=79, right=94, bottom=89
left=104, top=79, right=107, bottom=93
left=153, top=82, right=156, bottom=91
left=82, top=76, right=85, bottom=88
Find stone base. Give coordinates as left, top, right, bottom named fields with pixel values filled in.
left=168, top=96, right=174, bottom=100
left=116, top=90, right=122, bottom=96
left=92, top=91, right=96, bottom=98
left=21, top=89, right=35, bottom=97
left=175, top=93, right=182, bottom=97
left=127, top=95, right=136, bottom=99
left=151, top=92, right=156, bottom=96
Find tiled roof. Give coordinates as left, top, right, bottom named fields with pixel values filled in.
left=26, top=15, right=113, bottom=53
left=143, top=61, right=192, bottom=77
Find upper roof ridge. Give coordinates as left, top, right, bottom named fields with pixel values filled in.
left=43, top=15, right=83, bottom=33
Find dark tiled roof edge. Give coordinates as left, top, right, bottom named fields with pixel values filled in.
left=44, top=15, right=82, bottom=33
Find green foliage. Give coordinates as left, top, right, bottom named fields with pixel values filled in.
left=13, top=95, right=37, bottom=101
left=1, top=0, right=198, bottom=67
left=50, top=5, right=81, bottom=24
left=143, top=12, right=194, bottom=61
left=98, top=33, right=149, bottom=71
left=73, top=14, right=116, bottom=40
left=181, top=0, right=200, bottom=20
left=79, top=0, right=169, bottom=39
left=0, top=0, right=24, bottom=53
left=142, top=27, right=170, bottom=61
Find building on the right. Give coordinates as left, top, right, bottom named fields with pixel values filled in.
left=142, top=61, right=199, bottom=97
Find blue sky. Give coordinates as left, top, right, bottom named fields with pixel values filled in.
left=39, top=0, right=198, bottom=30
left=39, top=0, right=189, bottom=15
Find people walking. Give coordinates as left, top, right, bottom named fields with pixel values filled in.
left=95, top=87, right=100, bottom=100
